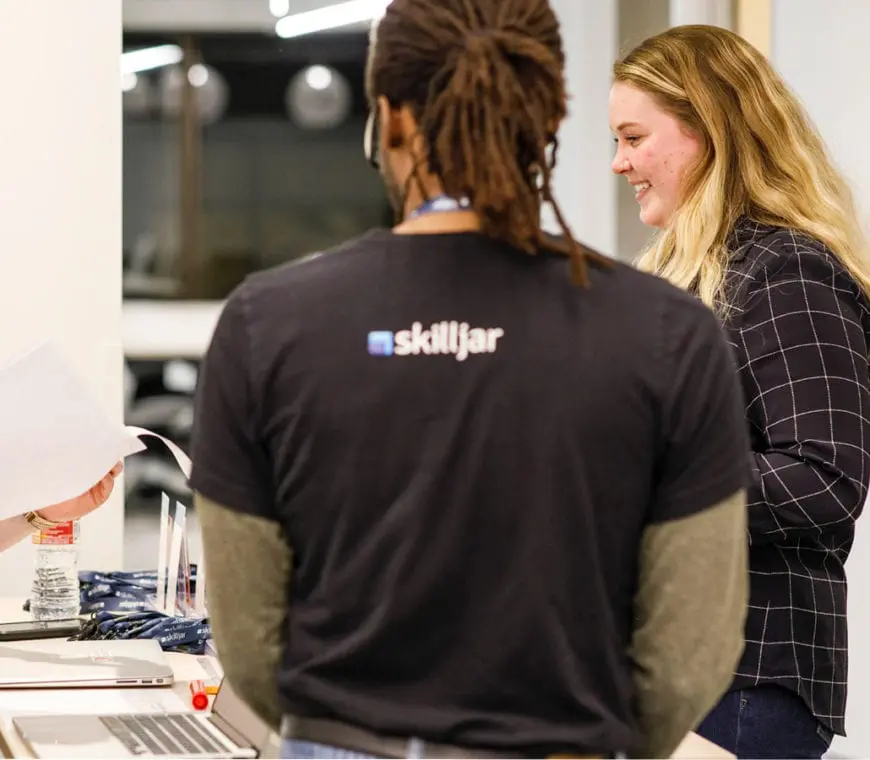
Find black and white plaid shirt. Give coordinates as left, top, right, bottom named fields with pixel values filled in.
left=720, top=218, right=870, bottom=735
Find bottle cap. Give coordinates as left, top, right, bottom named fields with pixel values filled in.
left=189, top=680, right=208, bottom=711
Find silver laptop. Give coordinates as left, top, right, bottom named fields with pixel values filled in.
left=13, top=678, right=267, bottom=758
left=0, top=638, right=173, bottom=688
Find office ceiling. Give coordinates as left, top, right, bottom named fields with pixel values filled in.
left=122, top=0, right=373, bottom=119
left=123, top=0, right=370, bottom=33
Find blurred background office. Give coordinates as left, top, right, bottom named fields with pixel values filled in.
left=120, top=0, right=393, bottom=528
left=117, top=0, right=675, bottom=530
left=0, top=0, right=867, bottom=756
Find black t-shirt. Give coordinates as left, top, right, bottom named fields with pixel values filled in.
left=189, top=229, right=747, bottom=756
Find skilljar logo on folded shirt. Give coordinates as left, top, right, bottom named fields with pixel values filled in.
left=367, top=321, right=504, bottom=362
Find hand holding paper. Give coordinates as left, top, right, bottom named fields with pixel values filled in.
left=0, top=342, right=191, bottom=521
left=37, top=461, right=124, bottom=523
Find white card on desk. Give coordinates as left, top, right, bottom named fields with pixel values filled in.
left=0, top=341, right=190, bottom=519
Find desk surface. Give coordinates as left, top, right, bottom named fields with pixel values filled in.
left=0, top=599, right=731, bottom=759
left=0, top=599, right=224, bottom=759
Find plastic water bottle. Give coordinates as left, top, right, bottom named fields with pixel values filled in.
left=30, top=521, right=80, bottom=620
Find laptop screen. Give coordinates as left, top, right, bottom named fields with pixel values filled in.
left=211, top=678, right=275, bottom=753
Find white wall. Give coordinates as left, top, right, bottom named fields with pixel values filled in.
left=771, top=2, right=870, bottom=755
left=547, top=0, right=618, bottom=258
left=772, top=0, right=870, bottom=224
left=0, top=5, right=124, bottom=594
left=669, top=0, right=733, bottom=28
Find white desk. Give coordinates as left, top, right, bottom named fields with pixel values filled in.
left=0, top=598, right=239, bottom=758
left=0, top=599, right=730, bottom=759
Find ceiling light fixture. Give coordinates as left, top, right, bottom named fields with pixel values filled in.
left=274, top=0, right=389, bottom=39
left=269, top=0, right=291, bottom=16
left=121, top=44, right=184, bottom=75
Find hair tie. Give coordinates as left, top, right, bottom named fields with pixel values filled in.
left=464, top=28, right=498, bottom=55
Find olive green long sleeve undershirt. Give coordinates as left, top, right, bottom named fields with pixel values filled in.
left=629, top=489, right=748, bottom=758
left=195, top=489, right=748, bottom=758
left=195, top=495, right=292, bottom=730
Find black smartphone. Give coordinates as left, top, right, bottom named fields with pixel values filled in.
left=0, top=618, right=82, bottom=641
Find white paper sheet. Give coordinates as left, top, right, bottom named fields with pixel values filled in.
left=126, top=425, right=191, bottom=478
left=0, top=341, right=191, bottom=520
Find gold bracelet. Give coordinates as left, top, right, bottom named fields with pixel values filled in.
left=24, top=511, right=63, bottom=531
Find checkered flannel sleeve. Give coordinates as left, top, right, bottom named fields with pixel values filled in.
left=731, top=243, right=870, bottom=546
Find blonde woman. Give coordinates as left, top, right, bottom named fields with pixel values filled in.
left=610, top=24, right=870, bottom=760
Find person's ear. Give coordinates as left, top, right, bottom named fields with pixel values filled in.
left=378, top=95, right=421, bottom=154
left=377, top=95, right=402, bottom=154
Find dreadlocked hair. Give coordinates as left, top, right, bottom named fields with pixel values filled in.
left=367, top=0, right=610, bottom=286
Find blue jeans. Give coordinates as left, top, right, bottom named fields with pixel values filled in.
left=696, top=685, right=833, bottom=759
left=281, top=739, right=378, bottom=758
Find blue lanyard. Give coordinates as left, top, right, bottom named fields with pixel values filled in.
left=76, top=610, right=212, bottom=655
left=74, top=567, right=211, bottom=654
left=407, top=194, right=471, bottom=219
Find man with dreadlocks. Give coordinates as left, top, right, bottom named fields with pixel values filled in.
left=189, top=0, right=749, bottom=757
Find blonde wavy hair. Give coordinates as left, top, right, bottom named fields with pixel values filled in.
left=613, top=25, right=870, bottom=311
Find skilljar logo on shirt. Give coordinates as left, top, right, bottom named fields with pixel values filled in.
left=368, top=321, right=504, bottom=361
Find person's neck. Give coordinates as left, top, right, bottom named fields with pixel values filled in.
left=393, top=179, right=481, bottom=236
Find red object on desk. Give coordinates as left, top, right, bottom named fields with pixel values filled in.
left=189, top=679, right=209, bottom=711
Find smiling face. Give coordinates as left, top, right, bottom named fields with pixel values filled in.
left=609, top=81, right=703, bottom=229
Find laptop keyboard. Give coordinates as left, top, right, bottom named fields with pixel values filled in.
left=100, top=714, right=234, bottom=756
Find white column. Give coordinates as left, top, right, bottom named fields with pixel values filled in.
left=771, top=1, right=870, bottom=754
left=0, top=5, right=124, bottom=594
left=669, top=0, right=733, bottom=28
left=546, top=0, right=618, bottom=258
left=735, top=0, right=771, bottom=56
